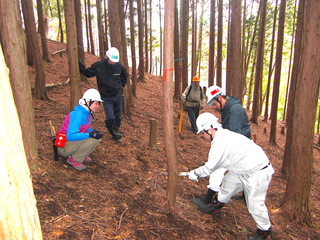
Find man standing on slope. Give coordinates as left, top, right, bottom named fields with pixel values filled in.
left=79, top=47, right=128, bottom=143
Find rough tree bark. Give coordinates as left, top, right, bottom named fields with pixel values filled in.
left=163, top=0, right=178, bottom=203
left=63, top=0, right=82, bottom=109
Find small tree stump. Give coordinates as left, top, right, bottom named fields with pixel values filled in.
left=149, top=119, right=157, bottom=148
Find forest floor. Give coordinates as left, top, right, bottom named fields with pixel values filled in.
left=29, top=39, right=320, bottom=240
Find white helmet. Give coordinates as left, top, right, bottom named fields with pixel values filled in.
left=206, top=86, right=223, bottom=105
left=82, top=88, right=103, bottom=102
left=196, top=112, right=221, bottom=134
left=106, top=47, right=120, bottom=62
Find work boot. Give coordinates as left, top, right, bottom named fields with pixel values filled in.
left=192, top=189, right=217, bottom=206
left=248, top=228, right=271, bottom=240
left=198, top=201, right=224, bottom=215
left=109, top=129, right=122, bottom=140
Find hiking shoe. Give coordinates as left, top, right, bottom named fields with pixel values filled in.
left=248, top=228, right=271, bottom=240
left=198, top=201, right=224, bottom=215
left=67, top=156, right=86, bottom=171
left=83, top=156, right=92, bottom=163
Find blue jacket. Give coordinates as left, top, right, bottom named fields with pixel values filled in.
left=58, top=104, right=93, bottom=141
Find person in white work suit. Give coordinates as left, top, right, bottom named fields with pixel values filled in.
left=188, top=112, right=274, bottom=240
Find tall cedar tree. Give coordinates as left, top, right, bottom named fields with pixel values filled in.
left=129, top=0, right=137, bottom=97
left=0, top=0, right=38, bottom=165
left=0, top=2, right=42, bottom=238
left=137, top=0, right=145, bottom=82
left=269, top=0, right=286, bottom=145
left=216, top=0, right=223, bottom=87
left=180, top=0, right=189, bottom=91
left=208, top=0, right=216, bottom=86
left=36, top=0, right=50, bottom=62
left=174, top=0, right=182, bottom=100
left=163, top=0, right=178, bottom=204
left=280, top=0, right=320, bottom=224
left=251, top=0, right=267, bottom=123
left=63, top=0, right=82, bottom=109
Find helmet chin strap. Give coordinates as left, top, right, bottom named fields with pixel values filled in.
left=204, top=129, right=214, bottom=141
left=84, top=100, right=94, bottom=119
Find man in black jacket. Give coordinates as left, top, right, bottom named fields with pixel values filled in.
left=79, top=47, right=128, bottom=142
left=192, top=85, right=252, bottom=206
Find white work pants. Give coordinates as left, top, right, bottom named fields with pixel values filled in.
left=218, top=164, right=274, bottom=231
left=207, top=167, right=227, bottom=192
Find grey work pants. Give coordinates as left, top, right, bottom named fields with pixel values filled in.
left=58, top=138, right=100, bottom=163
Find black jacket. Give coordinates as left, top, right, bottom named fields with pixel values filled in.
left=80, top=59, right=128, bottom=97
left=221, top=96, right=252, bottom=139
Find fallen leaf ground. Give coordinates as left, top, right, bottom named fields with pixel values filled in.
left=29, top=39, right=320, bottom=239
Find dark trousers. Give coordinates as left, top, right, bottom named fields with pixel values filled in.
left=187, top=106, right=199, bottom=132
left=102, top=91, right=123, bottom=131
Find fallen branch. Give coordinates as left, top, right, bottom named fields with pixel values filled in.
left=52, top=48, right=66, bottom=56
left=45, top=78, right=70, bottom=89
left=115, top=208, right=128, bottom=233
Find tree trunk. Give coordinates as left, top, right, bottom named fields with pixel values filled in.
left=36, top=0, right=50, bottom=62
left=280, top=0, right=320, bottom=225
left=129, top=0, right=137, bottom=97
left=96, top=0, right=104, bottom=60
left=263, top=0, right=278, bottom=122
left=208, top=0, right=216, bottom=86
left=216, top=0, right=223, bottom=87
left=226, top=0, right=242, bottom=100
left=0, top=0, right=38, bottom=165
left=56, top=0, right=64, bottom=43
left=163, top=0, right=178, bottom=204
left=0, top=39, right=42, bottom=240
left=137, top=0, right=145, bottom=82
left=144, top=0, right=149, bottom=73
left=21, top=0, right=48, bottom=100
left=63, top=0, right=82, bottom=109
left=282, top=0, right=304, bottom=175
left=180, top=0, right=189, bottom=91
left=174, top=0, right=181, bottom=101
left=103, top=0, right=109, bottom=52
left=269, top=0, right=286, bottom=145
left=88, top=0, right=95, bottom=55
left=149, top=0, right=153, bottom=74
left=251, top=0, right=267, bottom=123
left=191, top=0, right=197, bottom=78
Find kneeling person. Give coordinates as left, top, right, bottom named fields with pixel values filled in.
left=188, top=112, right=274, bottom=240
left=57, top=89, right=103, bottom=171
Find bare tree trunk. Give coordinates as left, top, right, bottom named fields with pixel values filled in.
left=282, top=0, right=304, bottom=175
left=163, top=0, right=178, bottom=204
left=63, top=0, right=82, bottom=109
left=180, top=0, right=189, bottom=91
left=88, top=0, right=95, bottom=55
left=0, top=0, right=38, bottom=165
left=269, top=0, right=286, bottom=145
left=129, top=0, right=137, bottom=97
left=103, top=0, right=109, bottom=52
left=74, top=0, right=87, bottom=82
left=84, top=0, right=90, bottom=52
left=137, top=0, right=145, bottom=82
left=21, top=0, right=48, bottom=100
left=149, top=0, right=153, bottom=74
left=280, top=0, right=320, bottom=225
left=196, top=0, right=205, bottom=78
left=208, top=0, right=216, bottom=86
left=36, top=0, right=50, bottom=62
left=251, top=0, right=267, bottom=123
left=96, top=0, right=104, bottom=59
left=216, top=0, right=223, bottom=87
left=226, top=0, right=242, bottom=100
left=0, top=43, right=42, bottom=240
left=144, top=0, right=149, bottom=73
left=56, top=0, right=64, bottom=43
left=174, top=0, right=181, bottom=100
left=191, top=0, right=197, bottom=78
left=159, top=0, right=163, bottom=75
left=263, top=0, right=278, bottom=122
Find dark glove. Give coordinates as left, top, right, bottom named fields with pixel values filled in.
left=89, top=129, right=103, bottom=139
left=78, top=57, right=85, bottom=71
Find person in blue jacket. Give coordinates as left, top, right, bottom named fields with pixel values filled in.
left=192, top=86, right=252, bottom=206
left=79, top=47, right=128, bottom=143
left=57, top=89, right=103, bottom=171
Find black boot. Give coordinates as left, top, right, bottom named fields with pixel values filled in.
left=198, top=201, right=224, bottom=215
left=248, top=227, right=271, bottom=240
left=108, top=129, right=122, bottom=142
left=192, top=189, right=217, bottom=206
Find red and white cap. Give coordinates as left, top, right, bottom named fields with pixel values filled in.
left=206, top=86, right=223, bottom=105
